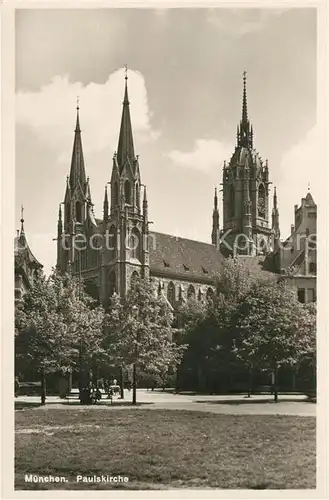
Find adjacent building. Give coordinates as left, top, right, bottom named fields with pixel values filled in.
left=15, top=209, right=43, bottom=303
left=274, top=191, right=317, bottom=303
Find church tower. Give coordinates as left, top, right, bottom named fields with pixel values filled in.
left=57, top=102, right=97, bottom=275
left=221, top=72, right=272, bottom=256
left=99, top=71, right=149, bottom=306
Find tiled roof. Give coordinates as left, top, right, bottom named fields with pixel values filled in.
left=14, top=234, right=42, bottom=269
left=236, top=255, right=277, bottom=282
left=149, top=231, right=225, bottom=283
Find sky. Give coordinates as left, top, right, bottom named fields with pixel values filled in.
left=15, top=8, right=318, bottom=274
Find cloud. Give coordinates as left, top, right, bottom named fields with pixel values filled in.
left=275, top=126, right=321, bottom=237
left=207, top=8, right=286, bottom=37
left=167, top=139, right=231, bottom=173
left=16, top=68, right=159, bottom=162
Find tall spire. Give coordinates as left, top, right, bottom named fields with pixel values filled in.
left=57, top=203, right=63, bottom=235
left=273, top=186, right=277, bottom=210
left=238, top=71, right=253, bottom=149
left=143, top=185, right=148, bottom=220
left=272, top=186, right=280, bottom=240
left=242, top=70, right=248, bottom=124
left=211, top=188, right=219, bottom=245
left=117, top=68, right=135, bottom=172
left=103, top=185, right=109, bottom=223
left=214, top=187, right=218, bottom=210
left=69, top=99, right=86, bottom=190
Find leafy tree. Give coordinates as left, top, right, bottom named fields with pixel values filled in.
left=177, top=258, right=270, bottom=394
left=15, top=273, right=68, bottom=404
left=51, top=271, right=106, bottom=403
left=15, top=270, right=106, bottom=405
left=104, top=278, right=186, bottom=404
left=233, top=281, right=316, bottom=402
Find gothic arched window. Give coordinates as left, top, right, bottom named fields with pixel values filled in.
left=124, top=180, right=131, bottom=205
left=229, top=185, right=235, bottom=218
left=167, top=281, right=175, bottom=307
left=75, top=201, right=82, bottom=223
left=206, top=287, right=214, bottom=301
left=258, top=184, right=266, bottom=218
left=129, top=227, right=141, bottom=261
left=187, top=284, right=195, bottom=300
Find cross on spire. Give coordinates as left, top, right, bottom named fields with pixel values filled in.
left=124, top=64, right=128, bottom=80
left=20, top=205, right=25, bottom=234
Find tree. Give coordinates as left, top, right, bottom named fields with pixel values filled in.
left=104, top=278, right=186, bottom=404
left=15, top=270, right=106, bottom=405
left=177, top=258, right=270, bottom=394
left=51, top=271, right=106, bottom=403
left=15, top=273, right=68, bottom=404
left=233, top=281, right=316, bottom=402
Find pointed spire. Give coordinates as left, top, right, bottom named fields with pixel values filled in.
left=69, top=100, right=86, bottom=190
left=242, top=70, right=248, bottom=124
left=273, top=186, right=277, bottom=210
left=143, top=185, right=148, bottom=219
left=20, top=205, right=25, bottom=235
left=58, top=203, right=63, bottom=234
left=211, top=188, right=219, bottom=245
left=272, top=186, right=280, bottom=240
left=103, top=185, right=109, bottom=222
left=117, top=68, right=135, bottom=172
left=238, top=71, right=253, bottom=149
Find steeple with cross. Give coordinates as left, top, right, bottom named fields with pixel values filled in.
left=220, top=71, right=272, bottom=256
left=237, top=71, right=253, bottom=149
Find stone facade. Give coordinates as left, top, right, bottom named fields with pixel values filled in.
left=55, top=72, right=316, bottom=308
left=275, top=191, right=317, bottom=304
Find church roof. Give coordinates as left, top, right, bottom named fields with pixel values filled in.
left=150, top=231, right=224, bottom=282
left=230, top=146, right=263, bottom=169
left=235, top=255, right=277, bottom=281
left=149, top=232, right=276, bottom=283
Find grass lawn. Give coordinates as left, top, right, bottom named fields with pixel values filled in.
left=15, top=408, right=316, bottom=490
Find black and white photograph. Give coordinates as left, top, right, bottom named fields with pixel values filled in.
left=1, top=1, right=327, bottom=495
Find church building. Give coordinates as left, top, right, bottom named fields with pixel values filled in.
left=55, top=71, right=315, bottom=307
